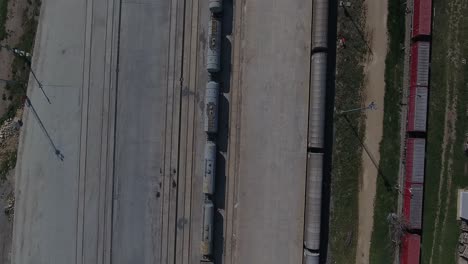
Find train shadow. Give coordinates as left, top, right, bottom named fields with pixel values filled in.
left=320, top=0, right=338, bottom=262
left=212, top=0, right=233, bottom=262
left=208, top=0, right=340, bottom=262
left=213, top=95, right=229, bottom=263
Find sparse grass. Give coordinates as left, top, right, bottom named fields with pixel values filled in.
left=421, top=0, right=468, bottom=262
left=0, top=150, right=17, bottom=181
left=19, top=0, right=40, bottom=51
left=0, top=63, right=27, bottom=126
left=0, top=0, right=9, bottom=40
left=0, top=0, right=41, bottom=125
left=329, top=3, right=367, bottom=263
left=368, top=0, right=405, bottom=262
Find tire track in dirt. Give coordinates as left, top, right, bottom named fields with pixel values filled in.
left=428, top=0, right=465, bottom=262
left=429, top=0, right=466, bottom=264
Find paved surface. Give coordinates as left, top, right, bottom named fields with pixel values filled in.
left=224, top=0, right=312, bottom=263
left=11, top=0, right=321, bottom=263
left=11, top=0, right=209, bottom=263
left=12, top=0, right=94, bottom=263
left=111, top=0, right=172, bottom=263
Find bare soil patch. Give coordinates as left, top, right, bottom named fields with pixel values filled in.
left=0, top=0, right=28, bottom=117
left=0, top=0, right=36, bottom=262
left=0, top=110, right=21, bottom=263
left=356, top=0, right=388, bottom=263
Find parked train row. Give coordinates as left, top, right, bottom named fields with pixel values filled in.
left=303, top=0, right=329, bottom=263
left=201, top=0, right=222, bottom=262
left=401, top=0, right=432, bottom=263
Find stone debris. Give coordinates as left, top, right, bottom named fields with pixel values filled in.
left=3, top=194, right=14, bottom=221
left=462, top=221, right=468, bottom=232
left=0, top=118, right=20, bottom=145
left=460, top=221, right=468, bottom=260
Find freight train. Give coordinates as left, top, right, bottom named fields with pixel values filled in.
left=303, top=0, right=329, bottom=263
left=201, top=0, right=223, bottom=261
left=401, top=0, right=432, bottom=263
left=203, top=0, right=331, bottom=262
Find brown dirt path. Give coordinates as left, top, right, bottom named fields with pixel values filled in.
left=356, top=0, right=388, bottom=263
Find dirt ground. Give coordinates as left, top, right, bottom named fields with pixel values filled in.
left=0, top=113, right=20, bottom=264
left=0, top=0, right=28, bottom=116
left=0, top=0, right=30, bottom=262
left=356, top=0, right=388, bottom=263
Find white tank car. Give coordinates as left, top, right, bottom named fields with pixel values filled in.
left=209, top=0, right=223, bottom=13
left=206, top=17, right=221, bottom=73
left=304, top=153, right=323, bottom=251
left=203, top=141, right=216, bottom=195
left=312, top=0, right=328, bottom=50
left=201, top=200, right=214, bottom=256
left=204, top=81, right=219, bottom=134
left=303, top=249, right=320, bottom=264
left=308, top=53, right=327, bottom=149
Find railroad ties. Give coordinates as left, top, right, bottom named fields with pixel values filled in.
left=201, top=0, right=223, bottom=262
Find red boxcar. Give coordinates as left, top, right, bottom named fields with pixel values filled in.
left=401, top=234, right=421, bottom=264
left=407, top=86, right=428, bottom=132
left=403, top=183, right=424, bottom=230
left=405, top=138, right=426, bottom=184
left=410, top=42, right=431, bottom=87
left=412, top=0, right=432, bottom=37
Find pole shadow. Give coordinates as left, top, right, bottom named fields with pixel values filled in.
left=25, top=97, right=64, bottom=161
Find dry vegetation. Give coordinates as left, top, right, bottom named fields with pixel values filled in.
left=0, top=0, right=40, bottom=262
left=328, top=2, right=367, bottom=263
left=422, top=0, right=468, bottom=263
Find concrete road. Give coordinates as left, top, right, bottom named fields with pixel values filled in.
left=11, top=0, right=97, bottom=262
left=224, top=0, right=313, bottom=263
left=12, top=0, right=124, bottom=262
left=110, top=1, right=172, bottom=263
left=11, top=0, right=208, bottom=263
left=12, top=0, right=315, bottom=262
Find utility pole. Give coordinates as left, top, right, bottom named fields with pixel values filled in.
left=336, top=101, right=377, bottom=114
left=0, top=44, right=51, bottom=104
left=0, top=78, right=18, bottom=85
left=335, top=101, right=394, bottom=190
left=0, top=45, right=61, bottom=159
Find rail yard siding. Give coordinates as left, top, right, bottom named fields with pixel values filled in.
left=400, top=0, right=433, bottom=262
left=401, top=234, right=421, bottom=264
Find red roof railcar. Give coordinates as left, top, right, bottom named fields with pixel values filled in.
left=405, top=138, right=426, bottom=184
left=403, top=183, right=424, bottom=230
left=401, top=234, right=421, bottom=264
left=412, top=0, right=432, bottom=38
left=410, top=42, right=431, bottom=87
left=407, top=86, right=428, bottom=133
